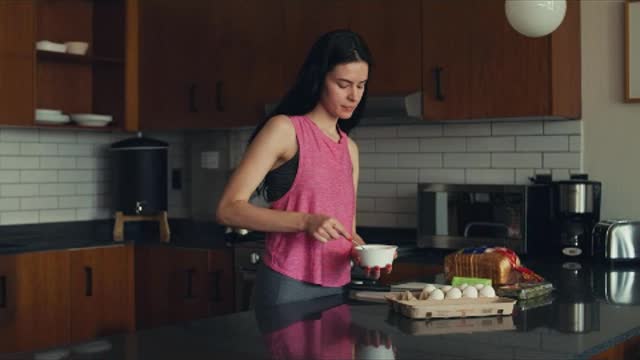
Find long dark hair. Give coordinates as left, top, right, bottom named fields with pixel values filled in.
left=249, top=29, right=373, bottom=144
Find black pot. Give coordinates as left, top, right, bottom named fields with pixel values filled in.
left=110, top=134, right=168, bottom=215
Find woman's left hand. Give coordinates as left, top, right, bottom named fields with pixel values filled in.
left=351, top=235, right=397, bottom=280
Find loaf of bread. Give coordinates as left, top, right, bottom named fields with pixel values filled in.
left=444, top=248, right=522, bottom=285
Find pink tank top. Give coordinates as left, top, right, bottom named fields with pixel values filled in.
left=263, top=115, right=355, bottom=287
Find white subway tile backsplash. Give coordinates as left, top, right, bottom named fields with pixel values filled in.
left=444, top=123, right=491, bottom=137
left=58, top=144, right=94, bottom=156
left=492, top=153, right=542, bottom=168
left=418, top=169, right=465, bottom=183
left=397, top=124, right=442, bottom=138
left=0, top=129, right=38, bottom=143
left=77, top=157, right=105, bottom=169
left=40, top=209, right=76, bottom=223
left=515, top=169, right=535, bottom=184
left=59, top=170, right=94, bottom=183
left=359, top=153, right=396, bottom=168
left=398, top=153, right=441, bottom=168
left=40, top=183, right=76, bottom=196
left=20, top=170, right=58, bottom=183
left=1, top=184, right=39, bottom=197
left=352, top=127, right=397, bottom=138
left=77, top=132, right=113, bottom=144
left=569, top=136, right=581, bottom=152
left=375, top=169, right=418, bottom=183
left=0, top=171, right=20, bottom=183
left=516, top=136, right=569, bottom=151
left=39, top=130, right=77, bottom=144
left=357, top=139, right=375, bottom=153
left=76, top=208, right=111, bottom=221
left=359, top=169, right=375, bottom=182
left=376, top=138, right=419, bottom=152
left=358, top=183, right=397, bottom=197
left=356, top=197, right=375, bottom=211
left=0, top=198, right=20, bottom=211
left=375, top=198, right=416, bottom=213
left=396, top=214, right=416, bottom=228
left=466, top=169, right=515, bottom=184
left=466, top=136, right=515, bottom=152
left=543, top=153, right=580, bottom=169
left=0, top=143, right=20, bottom=155
left=492, top=121, right=543, bottom=135
left=419, top=137, right=465, bottom=152
left=40, top=157, right=75, bottom=169
left=20, top=143, right=58, bottom=156
left=396, top=184, right=418, bottom=198
left=551, top=168, right=572, bottom=180
left=356, top=212, right=396, bottom=227
left=20, top=197, right=58, bottom=210
left=1, top=211, right=39, bottom=225
left=543, top=120, right=581, bottom=134
left=59, top=195, right=96, bottom=209
left=444, top=153, right=490, bottom=168
left=0, top=156, right=39, bottom=169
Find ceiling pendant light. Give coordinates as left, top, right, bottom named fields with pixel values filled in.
left=505, top=0, right=567, bottom=38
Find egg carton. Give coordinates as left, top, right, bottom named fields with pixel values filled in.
left=384, top=291, right=516, bottom=319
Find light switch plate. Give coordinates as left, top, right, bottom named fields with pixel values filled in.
left=201, top=151, right=219, bottom=169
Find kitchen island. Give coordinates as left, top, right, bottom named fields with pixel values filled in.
left=2, top=258, right=639, bottom=360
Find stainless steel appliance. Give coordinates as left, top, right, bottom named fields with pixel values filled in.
left=417, top=183, right=553, bottom=255
left=593, top=263, right=640, bottom=305
left=552, top=179, right=601, bottom=258
left=553, top=263, right=600, bottom=333
left=592, top=220, right=640, bottom=261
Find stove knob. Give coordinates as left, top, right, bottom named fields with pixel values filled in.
left=250, top=252, right=261, bottom=264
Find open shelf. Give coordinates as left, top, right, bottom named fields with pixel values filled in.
left=37, top=50, right=124, bottom=66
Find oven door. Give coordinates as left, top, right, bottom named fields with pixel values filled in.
left=234, top=247, right=262, bottom=312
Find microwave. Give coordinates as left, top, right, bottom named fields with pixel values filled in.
left=417, top=183, right=553, bottom=255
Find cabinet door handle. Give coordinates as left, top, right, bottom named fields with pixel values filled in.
left=84, top=267, right=93, bottom=297
left=216, top=81, right=225, bottom=112
left=210, top=270, right=222, bottom=302
left=186, top=268, right=196, bottom=299
left=434, top=67, right=445, bottom=101
left=0, top=276, right=6, bottom=308
left=189, top=83, right=199, bottom=113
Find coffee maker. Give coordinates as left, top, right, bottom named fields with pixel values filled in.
left=552, top=176, right=602, bottom=258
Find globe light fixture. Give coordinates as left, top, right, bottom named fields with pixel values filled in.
left=505, top=0, right=567, bottom=38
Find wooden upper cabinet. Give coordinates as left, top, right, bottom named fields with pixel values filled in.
left=282, top=0, right=351, bottom=88
left=135, top=0, right=216, bottom=130
left=349, top=0, right=422, bottom=96
left=422, top=0, right=580, bottom=121
left=69, top=246, right=133, bottom=343
left=0, top=0, right=35, bottom=126
left=212, top=0, right=287, bottom=127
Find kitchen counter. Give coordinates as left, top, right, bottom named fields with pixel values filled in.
left=3, top=258, right=639, bottom=359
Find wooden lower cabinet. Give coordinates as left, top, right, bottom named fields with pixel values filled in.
left=591, top=335, right=640, bottom=360
left=0, top=251, right=70, bottom=354
left=378, top=262, right=443, bottom=285
left=208, top=249, right=234, bottom=316
left=69, top=245, right=134, bottom=343
left=169, top=248, right=210, bottom=323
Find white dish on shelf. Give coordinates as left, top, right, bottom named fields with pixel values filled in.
left=35, top=113, right=70, bottom=125
left=35, top=108, right=62, bottom=117
left=65, top=41, right=89, bottom=55
left=70, top=113, right=113, bottom=127
left=36, top=40, right=67, bottom=53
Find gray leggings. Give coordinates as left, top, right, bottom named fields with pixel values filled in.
left=254, top=263, right=344, bottom=307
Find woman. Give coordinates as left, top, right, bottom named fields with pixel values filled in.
left=216, top=30, right=392, bottom=307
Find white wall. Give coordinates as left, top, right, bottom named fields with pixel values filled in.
left=582, top=1, right=640, bottom=219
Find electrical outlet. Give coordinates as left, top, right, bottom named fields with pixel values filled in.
left=201, top=151, right=220, bottom=169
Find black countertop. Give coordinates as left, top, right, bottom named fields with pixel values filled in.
left=3, top=258, right=639, bottom=359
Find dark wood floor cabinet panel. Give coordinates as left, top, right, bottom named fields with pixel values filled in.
left=422, top=0, right=580, bottom=121
left=9, top=250, right=70, bottom=352
left=0, top=0, right=35, bottom=126
left=70, top=246, right=134, bottom=343
left=349, top=0, right=422, bottom=96
left=378, top=262, right=442, bottom=285
left=134, top=245, right=173, bottom=329
left=0, top=255, right=17, bottom=353
left=169, top=248, right=210, bottom=323
left=208, top=249, right=234, bottom=316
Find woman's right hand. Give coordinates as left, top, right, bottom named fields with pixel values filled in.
left=305, top=214, right=352, bottom=243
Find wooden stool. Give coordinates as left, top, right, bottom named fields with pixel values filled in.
left=113, top=211, right=170, bottom=243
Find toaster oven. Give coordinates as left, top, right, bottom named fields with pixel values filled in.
left=417, top=183, right=554, bottom=255
left=592, top=220, right=640, bottom=261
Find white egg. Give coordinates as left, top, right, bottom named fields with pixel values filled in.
left=474, top=284, right=485, bottom=290
left=423, top=284, right=437, bottom=293
left=441, top=285, right=452, bottom=292
left=462, top=286, right=479, bottom=298
left=479, top=286, right=496, bottom=298
left=445, top=287, right=462, bottom=299
left=429, top=288, right=445, bottom=300
left=458, top=283, right=469, bottom=290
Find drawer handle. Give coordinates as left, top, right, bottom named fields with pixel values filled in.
left=186, top=268, right=196, bottom=299
left=189, top=83, right=199, bottom=113
left=210, top=270, right=222, bottom=302
left=85, top=267, right=93, bottom=297
left=0, top=276, right=6, bottom=308
left=434, top=67, right=445, bottom=101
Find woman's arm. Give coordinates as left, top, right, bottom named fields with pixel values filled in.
left=216, top=115, right=307, bottom=232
